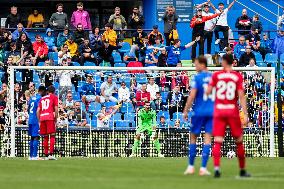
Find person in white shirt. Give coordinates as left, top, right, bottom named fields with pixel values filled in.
left=63, top=92, right=74, bottom=111
left=58, top=44, right=71, bottom=65
left=118, top=81, right=131, bottom=102
left=203, top=4, right=216, bottom=54
left=146, top=77, right=159, bottom=101
left=246, top=58, right=258, bottom=77
left=57, top=58, right=74, bottom=100
left=209, top=0, right=236, bottom=47
left=100, top=76, right=118, bottom=103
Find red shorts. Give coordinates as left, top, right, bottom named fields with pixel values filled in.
left=213, top=116, right=243, bottom=138
left=40, top=120, right=56, bottom=135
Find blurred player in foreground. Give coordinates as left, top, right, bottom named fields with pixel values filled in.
left=183, top=56, right=214, bottom=176
left=130, top=101, right=164, bottom=157
left=206, top=54, right=251, bottom=178
left=37, top=85, right=59, bottom=160
left=28, top=86, right=46, bottom=160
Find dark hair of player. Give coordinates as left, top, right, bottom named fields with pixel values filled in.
left=222, top=54, right=234, bottom=65
left=38, top=85, right=46, bottom=96
left=197, top=56, right=208, bottom=67
left=47, top=85, right=56, bottom=94
left=173, top=39, right=180, bottom=45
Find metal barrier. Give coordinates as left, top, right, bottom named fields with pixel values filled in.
left=0, top=128, right=279, bottom=158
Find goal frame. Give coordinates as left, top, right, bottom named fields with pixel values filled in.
left=7, top=66, right=276, bottom=157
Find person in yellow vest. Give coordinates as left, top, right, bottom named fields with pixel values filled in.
left=102, top=23, right=117, bottom=47
left=27, top=9, right=44, bottom=28
left=65, top=36, right=78, bottom=61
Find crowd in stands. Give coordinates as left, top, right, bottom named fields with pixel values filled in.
left=0, top=1, right=284, bottom=129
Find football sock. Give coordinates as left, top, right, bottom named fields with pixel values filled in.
left=201, top=144, right=211, bottom=168
left=189, top=143, right=197, bottom=166
left=32, top=140, right=39, bottom=158
left=153, top=139, right=161, bottom=154
left=213, top=142, right=222, bottom=168
left=43, top=136, right=49, bottom=156
left=236, top=142, right=245, bottom=169
left=50, top=135, right=56, bottom=155
left=29, top=139, right=34, bottom=158
left=132, top=139, right=140, bottom=154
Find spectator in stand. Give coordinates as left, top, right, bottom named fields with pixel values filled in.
left=277, top=11, right=284, bottom=30
left=0, top=83, right=7, bottom=106
left=158, top=116, right=169, bottom=128
left=151, top=92, right=164, bottom=111
left=1, top=30, right=13, bottom=51
left=246, top=26, right=261, bottom=51
left=167, top=85, right=183, bottom=119
left=251, top=15, right=263, bottom=34
left=152, top=37, right=200, bottom=67
left=57, top=27, right=71, bottom=48
left=157, top=49, right=168, bottom=67
left=239, top=45, right=256, bottom=67
left=148, top=25, right=164, bottom=45
left=12, top=23, right=29, bottom=41
left=272, top=28, right=284, bottom=56
left=233, top=58, right=239, bottom=67
left=235, top=9, right=252, bottom=36
left=81, top=74, right=99, bottom=107
left=32, top=34, right=48, bottom=64
left=89, top=27, right=102, bottom=49
left=44, top=28, right=57, bottom=52
left=63, top=92, right=74, bottom=111
left=246, top=58, right=258, bottom=77
left=132, top=26, right=148, bottom=48
left=49, top=3, right=68, bottom=30
left=16, top=33, right=33, bottom=56
left=100, top=76, right=118, bottom=103
left=96, top=40, right=118, bottom=66
left=57, top=59, right=74, bottom=100
left=108, top=7, right=127, bottom=30
left=79, top=38, right=96, bottom=65
left=224, top=46, right=233, bottom=55
left=156, top=71, right=170, bottom=91
left=147, top=77, right=159, bottom=101
left=234, top=36, right=247, bottom=59
left=134, top=84, right=150, bottom=108
left=128, top=7, right=145, bottom=29
left=58, top=44, right=71, bottom=65
left=259, top=33, right=273, bottom=59
left=145, top=48, right=158, bottom=68
left=27, top=9, right=44, bottom=28
left=102, top=23, right=117, bottom=47
left=72, top=101, right=87, bottom=127
left=171, top=63, right=189, bottom=93
left=65, top=36, right=79, bottom=61
left=71, top=2, right=91, bottom=30
left=14, top=83, right=24, bottom=112
left=7, top=42, right=20, bottom=62
left=5, top=6, right=22, bottom=28
left=190, top=8, right=220, bottom=60
left=162, top=6, right=179, bottom=46
left=74, top=23, right=89, bottom=45
left=118, top=81, right=130, bottom=103
left=139, top=36, right=150, bottom=64
left=21, top=59, right=34, bottom=92
left=209, top=0, right=236, bottom=47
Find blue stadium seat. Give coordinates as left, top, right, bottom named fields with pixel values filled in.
left=256, top=62, right=267, bottom=67
left=120, top=103, right=134, bottom=113
left=84, top=61, right=96, bottom=67
left=265, top=53, right=278, bottom=65
left=157, top=111, right=170, bottom=121
left=72, top=62, right=81, bottom=66
left=93, top=74, right=101, bottom=82
left=95, top=82, right=101, bottom=94
left=254, top=52, right=263, bottom=63
left=124, top=113, right=136, bottom=121
left=136, top=77, right=148, bottom=84
left=99, top=61, right=111, bottom=67
left=88, top=102, right=101, bottom=113
left=280, top=54, right=284, bottom=65
left=118, top=42, right=131, bottom=54
left=113, top=113, right=122, bottom=121
left=160, top=91, right=168, bottom=104
left=115, top=120, right=130, bottom=129
left=54, top=82, right=59, bottom=89
left=38, top=62, right=45, bottom=66
left=51, top=52, right=58, bottom=61
left=72, top=92, right=80, bottom=101
left=16, top=72, right=22, bottom=82
left=112, top=52, right=122, bottom=63
left=105, top=101, right=117, bottom=108
left=90, top=120, right=97, bottom=128
left=173, top=112, right=184, bottom=121
left=114, top=63, right=126, bottom=67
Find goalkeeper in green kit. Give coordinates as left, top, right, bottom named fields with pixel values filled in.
left=130, top=101, right=164, bottom=157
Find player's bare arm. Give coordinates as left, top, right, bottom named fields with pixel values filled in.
left=238, top=90, right=248, bottom=127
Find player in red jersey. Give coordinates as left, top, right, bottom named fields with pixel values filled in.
left=206, top=54, right=251, bottom=178
left=37, top=85, right=59, bottom=160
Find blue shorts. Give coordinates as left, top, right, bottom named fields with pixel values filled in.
left=28, top=123, right=39, bottom=137
left=190, top=116, right=212, bottom=135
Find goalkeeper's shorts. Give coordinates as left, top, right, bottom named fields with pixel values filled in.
left=136, top=126, right=153, bottom=136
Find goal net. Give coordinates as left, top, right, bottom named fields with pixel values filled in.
left=1, top=66, right=276, bottom=158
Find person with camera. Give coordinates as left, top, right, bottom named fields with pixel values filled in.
left=162, top=6, right=179, bottom=46
left=132, top=26, right=148, bottom=48
left=108, top=7, right=127, bottom=30
left=128, top=7, right=145, bottom=30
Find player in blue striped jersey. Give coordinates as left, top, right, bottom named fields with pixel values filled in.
left=28, top=86, right=46, bottom=160
left=183, top=56, right=214, bottom=176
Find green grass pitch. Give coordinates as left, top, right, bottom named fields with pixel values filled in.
left=0, top=158, right=283, bottom=189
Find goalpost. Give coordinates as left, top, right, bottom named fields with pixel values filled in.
left=4, top=66, right=276, bottom=158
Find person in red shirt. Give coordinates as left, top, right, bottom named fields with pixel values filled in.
left=134, top=84, right=150, bottom=108
left=37, top=85, right=59, bottom=160
left=206, top=54, right=250, bottom=178
left=32, top=34, right=48, bottom=65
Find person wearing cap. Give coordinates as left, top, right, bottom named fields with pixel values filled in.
left=32, top=34, right=49, bottom=64
left=259, top=33, right=273, bottom=59
left=102, top=23, right=117, bottom=47
left=108, top=7, right=127, bottom=30
left=245, top=26, right=261, bottom=51
left=208, top=0, right=236, bottom=47
left=162, top=5, right=179, bottom=46
left=71, top=2, right=91, bottom=30
left=74, top=23, right=89, bottom=45
left=235, top=9, right=252, bottom=36
left=57, top=27, right=71, bottom=48
left=148, top=25, right=164, bottom=46
left=27, top=9, right=44, bottom=28
left=64, top=36, right=79, bottom=60
left=190, top=8, right=220, bottom=60
left=44, top=28, right=57, bottom=52
left=49, top=3, right=69, bottom=30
